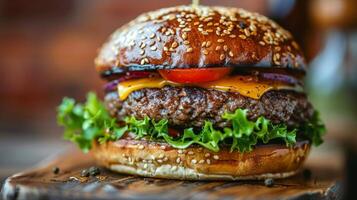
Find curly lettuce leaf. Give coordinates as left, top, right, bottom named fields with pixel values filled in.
left=57, top=92, right=126, bottom=152
left=57, top=93, right=326, bottom=153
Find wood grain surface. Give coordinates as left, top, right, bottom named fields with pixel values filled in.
left=1, top=149, right=343, bottom=200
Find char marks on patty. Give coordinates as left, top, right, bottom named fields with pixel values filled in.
left=105, top=86, right=314, bottom=128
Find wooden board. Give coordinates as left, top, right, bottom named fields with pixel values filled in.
left=1, top=149, right=343, bottom=200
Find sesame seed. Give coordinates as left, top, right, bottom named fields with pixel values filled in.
left=164, top=46, right=169, bottom=51
left=215, top=46, right=221, bottom=51
left=178, top=149, right=183, bottom=154
left=259, top=41, right=266, bottom=46
left=140, top=50, right=145, bottom=55
left=161, top=27, right=167, bottom=33
left=207, top=29, right=213, bottom=33
left=229, top=34, right=236, bottom=38
left=163, top=157, right=168, bottom=161
left=203, top=49, right=209, bottom=55
left=158, top=154, right=164, bottom=159
left=201, top=41, right=206, bottom=47
left=229, top=51, right=234, bottom=57
left=223, top=45, right=228, bottom=52
left=217, top=39, right=225, bottom=43
left=138, top=145, right=145, bottom=150
left=157, top=36, right=161, bottom=42
left=206, top=159, right=211, bottom=164
left=176, top=157, right=181, bottom=163
left=182, top=33, right=187, bottom=40
left=204, top=17, right=212, bottom=22
left=207, top=22, right=213, bottom=26
left=206, top=41, right=212, bottom=47
left=140, top=58, right=146, bottom=65
left=149, top=40, right=155, bottom=46
left=220, top=54, right=225, bottom=61
left=205, top=153, right=210, bottom=157
left=143, top=163, right=148, bottom=169
left=213, top=155, right=219, bottom=160
left=244, top=29, right=251, bottom=37
left=160, top=145, right=166, bottom=149
left=171, top=42, right=178, bottom=48
left=183, top=40, right=190, bottom=45
left=199, top=160, right=205, bottom=164
left=186, top=47, right=193, bottom=53
left=191, top=159, right=197, bottom=164
left=149, top=33, right=155, bottom=39
left=188, top=151, right=194, bottom=155
left=239, top=34, right=247, bottom=39
left=249, top=24, right=257, bottom=32
left=183, top=28, right=191, bottom=32
left=140, top=42, right=146, bottom=49
left=157, top=159, right=163, bottom=163
left=194, top=22, right=200, bottom=26
left=129, top=40, right=135, bottom=47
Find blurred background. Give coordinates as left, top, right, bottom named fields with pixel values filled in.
left=0, top=0, right=356, bottom=198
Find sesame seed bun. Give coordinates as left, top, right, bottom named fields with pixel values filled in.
left=95, top=5, right=306, bottom=75
left=92, top=139, right=310, bottom=181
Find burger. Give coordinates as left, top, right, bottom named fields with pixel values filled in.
left=57, top=5, right=326, bottom=180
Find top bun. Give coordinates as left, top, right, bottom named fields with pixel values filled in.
left=95, top=5, right=306, bottom=74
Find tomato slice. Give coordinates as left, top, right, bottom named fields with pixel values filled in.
left=168, top=128, right=181, bottom=138
left=158, top=67, right=232, bottom=83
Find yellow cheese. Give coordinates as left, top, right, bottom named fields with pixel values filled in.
left=117, top=76, right=300, bottom=100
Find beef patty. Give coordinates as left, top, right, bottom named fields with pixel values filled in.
left=104, top=86, right=314, bottom=128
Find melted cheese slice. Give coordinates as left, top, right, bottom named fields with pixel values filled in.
left=117, top=76, right=301, bottom=100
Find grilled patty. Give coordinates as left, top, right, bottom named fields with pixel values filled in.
left=105, top=86, right=314, bottom=128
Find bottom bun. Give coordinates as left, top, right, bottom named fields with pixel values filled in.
left=92, top=139, right=310, bottom=181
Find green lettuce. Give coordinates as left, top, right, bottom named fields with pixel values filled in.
left=57, top=92, right=326, bottom=153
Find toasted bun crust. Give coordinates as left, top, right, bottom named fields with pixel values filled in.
left=95, top=5, right=306, bottom=75
left=92, top=139, right=310, bottom=180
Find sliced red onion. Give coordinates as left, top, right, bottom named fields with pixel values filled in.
left=104, top=71, right=157, bottom=92
left=260, top=73, right=301, bottom=85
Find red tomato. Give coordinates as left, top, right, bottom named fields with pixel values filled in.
left=168, top=128, right=181, bottom=138
left=158, top=67, right=232, bottom=83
